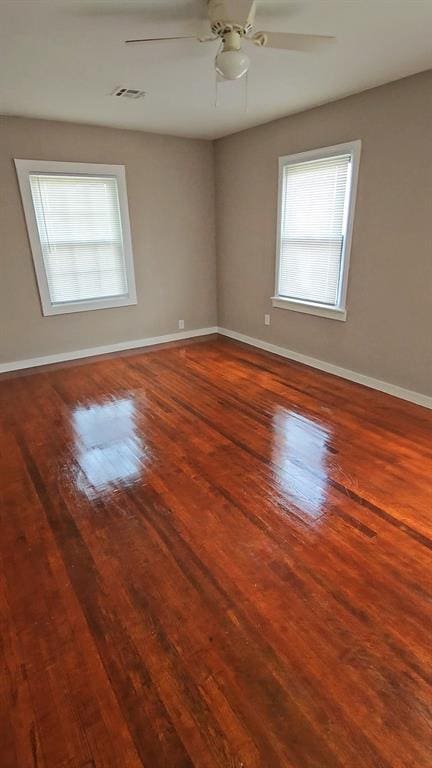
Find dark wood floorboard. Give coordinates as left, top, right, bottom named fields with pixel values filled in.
left=0, top=337, right=431, bottom=767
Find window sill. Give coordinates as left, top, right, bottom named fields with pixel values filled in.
left=42, top=294, right=137, bottom=317
left=271, top=296, right=347, bottom=321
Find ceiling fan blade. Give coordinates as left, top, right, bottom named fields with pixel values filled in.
left=125, top=36, right=197, bottom=44
left=251, top=31, right=334, bottom=51
left=247, top=0, right=257, bottom=27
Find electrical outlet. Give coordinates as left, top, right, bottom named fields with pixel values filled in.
left=178, top=319, right=185, bottom=330
left=264, top=314, right=271, bottom=326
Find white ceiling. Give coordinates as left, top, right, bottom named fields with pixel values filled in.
left=1, top=0, right=432, bottom=140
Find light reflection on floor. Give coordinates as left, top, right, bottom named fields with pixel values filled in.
left=73, top=397, right=147, bottom=499
left=272, top=408, right=331, bottom=518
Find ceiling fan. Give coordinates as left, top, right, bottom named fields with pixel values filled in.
left=125, top=0, right=334, bottom=81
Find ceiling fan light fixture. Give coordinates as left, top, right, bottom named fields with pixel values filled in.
left=215, top=49, right=250, bottom=80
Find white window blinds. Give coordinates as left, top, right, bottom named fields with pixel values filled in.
left=278, top=153, right=352, bottom=306
left=29, top=173, right=128, bottom=305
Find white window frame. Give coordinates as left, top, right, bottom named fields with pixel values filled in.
left=272, top=140, right=361, bottom=322
left=15, top=159, right=137, bottom=316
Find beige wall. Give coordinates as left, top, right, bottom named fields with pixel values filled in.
left=2, top=72, right=431, bottom=396
left=0, top=116, right=217, bottom=364
left=215, top=70, right=432, bottom=397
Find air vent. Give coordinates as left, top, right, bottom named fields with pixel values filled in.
left=111, top=86, right=146, bottom=100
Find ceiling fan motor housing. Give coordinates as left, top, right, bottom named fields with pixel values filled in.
left=207, top=0, right=255, bottom=38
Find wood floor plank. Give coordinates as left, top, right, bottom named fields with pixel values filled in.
left=0, top=338, right=431, bottom=767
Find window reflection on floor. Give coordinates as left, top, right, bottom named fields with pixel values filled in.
left=272, top=408, right=331, bottom=518
left=73, top=397, right=147, bottom=499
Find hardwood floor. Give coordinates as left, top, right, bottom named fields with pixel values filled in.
left=1, top=337, right=431, bottom=768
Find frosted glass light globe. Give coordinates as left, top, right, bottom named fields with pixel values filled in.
left=215, top=49, right=250, bottom=80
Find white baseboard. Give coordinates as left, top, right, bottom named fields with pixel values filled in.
left=218, top=327, right=432, bottom=411
left=0, top=327, right=218, bottom=374
left=2, top=325, right=430, bottom=411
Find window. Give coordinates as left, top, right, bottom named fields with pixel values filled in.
left=273, top=141, right=361, bottom=321
left=15, top=160, right=137, bottom=315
